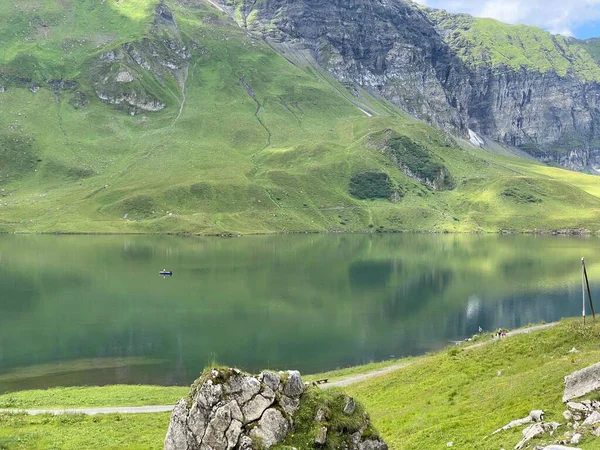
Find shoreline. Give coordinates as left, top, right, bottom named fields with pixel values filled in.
left=0, top=228, right=597, bottom=238
left=0, top=321, right=561, bottom=413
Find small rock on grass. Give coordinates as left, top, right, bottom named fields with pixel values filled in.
left=582, top=410, right=600, bottom=426
left=343, top=397, right=356, bottom=416
left=537, top=446, right=582, bottom=450
left=315, top=426, right=327, bottom=445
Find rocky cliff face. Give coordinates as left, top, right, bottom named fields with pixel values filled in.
left=220, top=0, right=600, bottom=172
left=164, top=368, right=388, bottom=450
left=90, top=2, right=191, bottom=115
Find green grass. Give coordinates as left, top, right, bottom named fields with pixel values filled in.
left=581, top=38, right=600, bottom=64
left=0, top=412, right=171, bottom=450
left=0, top=386, right=187, bottom=409
left=274, top=387, right=378, bottom=450
left=0, top=1, right=598, bottom=235
left=345, top=319, right=600, bottom=449
left=426, top=8, right=600, bottom=81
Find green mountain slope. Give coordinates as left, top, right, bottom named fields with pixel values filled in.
left=0, top=0, right=600, bottom=234
left=425, top=9, right=600, bottom=80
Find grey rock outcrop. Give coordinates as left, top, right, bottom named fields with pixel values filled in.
left=315, top=426, right=328, bottom=445
left=344, top=397, right=357, bottom=416
left=91, top=1, right=191, bottom=114
left=492, top=410, right=545, bottom=435
left=564, top=361, right=600, bottom=402
left=249, top=408, right=290, bottom=448
left=567, top=402, right=589, bottom=421
left=215, top=0, right=600, bottom=172
left=515, top=423, right=560, bottom=450
left=164, top=368, right=388, bottom=450
left=582, top=410, right=600, bottom=426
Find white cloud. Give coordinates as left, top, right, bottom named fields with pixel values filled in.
left=421, top=0, right=600, bottom=37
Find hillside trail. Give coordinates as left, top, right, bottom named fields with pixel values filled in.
left=0, top=322, right=557, bottom=416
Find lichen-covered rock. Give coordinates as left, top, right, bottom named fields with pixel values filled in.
left=203, top=402, right=240, bottom=450
left=164, top=368, right=388, bottom=450
left=282, top=370, right=305, bottom=397
left=249, top=408, right=290, bottom=448
left=279, top=394, right=301, bottom=418
left=539, top=446, right=582, bottom=450
left=344, top=397, right=357, bottom=416
left=516, top=423, right=545, bottom=450
left=564, top=362, right=600, bottom=402
left=315, top=407, right=328, bottom=422
left=163, top=400, right=190, bottom=450
left=116, top=71, right=134, bottom=83
left=567, top=402, right=590, bottom=421
left=359, top=440, right=389, bottom=450
left=260, top=371, right=281, bottom=392
left=315, top=426, right=328, bottom=445
left=242, top=389, right=275, bottom=423
left=583, top=410, right=600, bottom=426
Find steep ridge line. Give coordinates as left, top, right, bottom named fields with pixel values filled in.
left=0, top=323, right=557, bottom=416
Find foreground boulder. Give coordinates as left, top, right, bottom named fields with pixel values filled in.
left=164, top=367, right=388, bottom=450
left=563, top=361, right=600, bottom=402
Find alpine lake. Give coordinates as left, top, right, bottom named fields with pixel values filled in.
left=0, top=234, right=597, bottom=394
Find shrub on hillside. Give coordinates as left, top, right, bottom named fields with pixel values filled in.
left=349, top=172, right=393, bottom=200
left=501, top=187, right=543, bottom=203
left=386, top=135, right=455, bottom=190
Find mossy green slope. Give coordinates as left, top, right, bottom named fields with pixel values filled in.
left=425, top=8, right=600, bottom=80
left=0, top=1, right=599, bottom=234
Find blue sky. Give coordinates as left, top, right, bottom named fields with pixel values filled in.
left=577, top=24, right=600, bottom=40
left=414, top=0, right=600, bottom=39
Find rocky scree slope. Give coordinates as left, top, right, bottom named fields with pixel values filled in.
left=218, top=0, right=600, bottom=172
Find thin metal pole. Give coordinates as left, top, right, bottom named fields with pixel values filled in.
left=583, top=257, right=586, bottom=325
left=583, top=259, right=596, bottom=320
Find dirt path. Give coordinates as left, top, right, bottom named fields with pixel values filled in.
left=325, top=322, right=558, bottom=388
left=323, top=362, right=414, bottom=389
left=0, top=405, right=174, bottom=415
left=0, top=323, right=558, bottom=416
left=464, top=322, right=557, bottom=351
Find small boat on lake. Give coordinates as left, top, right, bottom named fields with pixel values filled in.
left=159, top=269, right=173, bottom=276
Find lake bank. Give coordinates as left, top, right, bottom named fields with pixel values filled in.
left=1, top=319, right=599, bottom=449
left=1, top=226, right=599, bottom=236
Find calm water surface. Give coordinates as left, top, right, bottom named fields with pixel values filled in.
left=0, top=234, right=597, bottom=393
